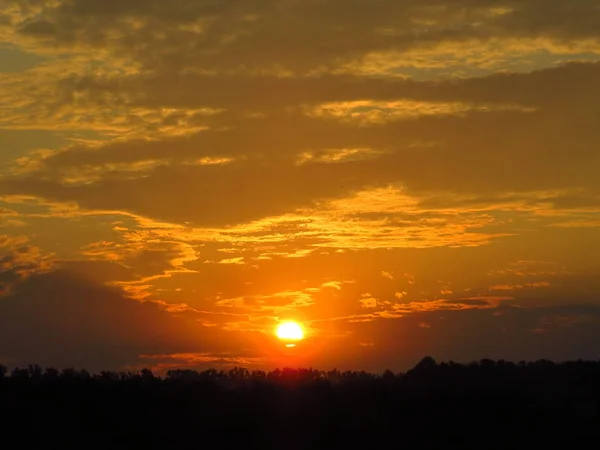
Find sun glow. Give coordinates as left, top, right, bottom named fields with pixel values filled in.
left=275, top=321, right=304, bottom=341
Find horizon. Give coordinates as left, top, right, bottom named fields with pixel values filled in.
left=1, top=0, right=600, bottom=373
left=3, top=356, right=599, bottom=378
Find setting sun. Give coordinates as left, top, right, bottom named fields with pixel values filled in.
left=276, top=321, right=305, bottom=342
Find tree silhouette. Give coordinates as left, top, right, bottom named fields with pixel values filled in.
left=0, top=358, right=597, bottom=449
left=413, top=355, right=437, bottom=371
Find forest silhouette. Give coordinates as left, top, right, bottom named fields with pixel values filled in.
left=1, top=358, right=598, bottom=449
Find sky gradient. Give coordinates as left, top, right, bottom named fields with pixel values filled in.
left=1, top=0, right=600, bottom=373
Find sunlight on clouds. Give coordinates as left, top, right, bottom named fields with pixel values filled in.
left=490, top=261, right=570, bottom=278
left=295, top=148, right=384, bottom=165
left=549, top=219, right=600, bottom=228
left=322, top=280, right=353, bottom=290
left=304, top=99, right=537, bottom=125
left=489, top=281, right=551, bottom=292
left=304, top=188, right=510, bottom=249
left=343, top=37, right=600, bottom=77
left=0, top=234, right=53, bottom=292
left=218, top=257, right=245, bottom=265
left=215, top=289, right=315, bottom=314
left=185, top=186, right=512, bottom=255
left=185, top=156, right=236, bottom=166
left=78, top=238, right=200, bottom=301
left=343, top=295, right=516, bottom=324
left=139, top=352, right=265, bottom=372
left=0, top=59, right=220, bottom=136
left=359, top=294, right=379, bottom=309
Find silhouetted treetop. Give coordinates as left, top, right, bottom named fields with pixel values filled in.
left=0, top=358, right=597, bottom=450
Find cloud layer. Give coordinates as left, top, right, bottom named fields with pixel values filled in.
left=1, top=0, right=599, bottom=371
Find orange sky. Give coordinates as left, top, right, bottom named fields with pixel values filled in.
left=1, top=0, right=600, bottom=373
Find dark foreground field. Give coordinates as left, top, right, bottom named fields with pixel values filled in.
left=1, top=358, right=598, bottom=449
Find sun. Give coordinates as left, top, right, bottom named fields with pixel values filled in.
left=275, top=321, right=304, bottom=342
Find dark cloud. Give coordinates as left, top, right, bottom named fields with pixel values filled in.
left=57, top=260, right=137, bottom=283
left=335, top=304, right=600, bottom=372
left=0, top=269, right=249, bottom=370
left=8, top=1, right=600, bottom=73
left=0, top=61, right=596, bottom=227
left=49, top=61, right=600, bottom=113
left=443, top=299, right=490, bottom=306
left=0, top=159, right=366, bottom=226
left=2, top=107, right=598, bottom=226
left=0, top=237, right=47, bottom=293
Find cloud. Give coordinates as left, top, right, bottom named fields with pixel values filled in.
left=136, top=352, right=265, bottom=373
left=359, top=294, right=379, bottom=309
left=50, top=61, right=600, bottom=114
left=0, top=269, right=251, bottom=370
left=4, top=60, right=598, bottom=138
left=5, top=0, right=600, bottom=75
left=1, top=61, right=599, bottom=229
left=332, top=304, right=600, bottom=372
left=0, top=234, right=51, bottom=293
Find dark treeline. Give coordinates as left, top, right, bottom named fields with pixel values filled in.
left=1, top=358, right=598, bottom=449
